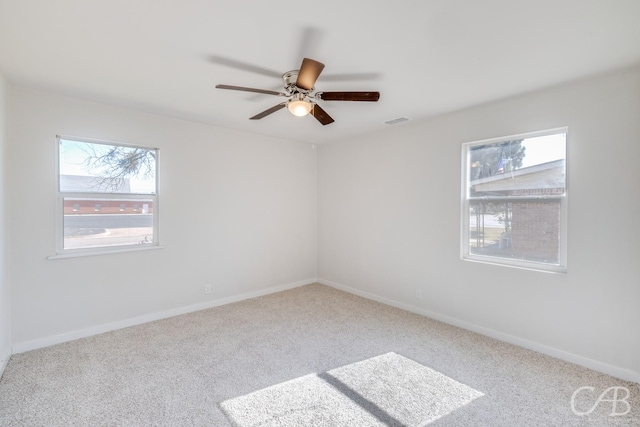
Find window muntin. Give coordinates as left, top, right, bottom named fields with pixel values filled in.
left=462, top=129, right=567, bottom=272
left=57, top=137, right=158, bottom=254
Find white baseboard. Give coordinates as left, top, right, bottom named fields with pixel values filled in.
left=12, top=278, right=315, bottom=354
left=0, top=345, right=10, bottom=379
left=317, top=278, right=640, bottom=385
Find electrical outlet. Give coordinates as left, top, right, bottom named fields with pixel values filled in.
left=204, top=284, right=212, bottom=295
left=415, top=288, right=423, bottom=300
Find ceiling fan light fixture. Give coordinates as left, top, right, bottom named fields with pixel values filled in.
left=287, top=94, right=312, bottom=117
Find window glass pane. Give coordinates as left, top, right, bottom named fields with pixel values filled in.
left=469, top=133, right=565, bottom=198
left=469, top=200, right=561, bottom=264
left=463, top=130, right=567, bottom=271
left=59, top=139, right=156, bottom=194
left=63, top=198, right=154, bottom=250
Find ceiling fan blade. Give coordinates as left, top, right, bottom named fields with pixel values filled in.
left=216, top=85, right=285, bottom=96
left=318, top=91, right=380, bottom=102
left=296, top=58, right=325, bottom=90
left=320, top=72, right=382, bottom=82
left=250, top=103, right=287, bottom=120
left=208, top=55, right=281, bottom=78
left=296, top=27, right=324, bottom=63
left=310, top=104, right=334, bottom=125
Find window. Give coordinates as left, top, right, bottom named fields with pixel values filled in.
left=56, top=136, right=159, bottom=255
left=461, top=129, right=567, bottom=272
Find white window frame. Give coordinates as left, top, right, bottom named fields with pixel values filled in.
left=51, top=135, right=161, bottom=259
left=461, top=128, right=568, bottom=273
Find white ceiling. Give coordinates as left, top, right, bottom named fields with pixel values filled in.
left=1, top=1, right=639, bottom=144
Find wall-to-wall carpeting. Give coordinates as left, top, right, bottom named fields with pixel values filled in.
left=0, top=284, right=637, bottom=426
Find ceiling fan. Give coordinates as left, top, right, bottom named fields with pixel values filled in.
left=216, top=58, right=380, bottom=125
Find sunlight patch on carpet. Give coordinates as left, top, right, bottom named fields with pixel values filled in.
left=219, top=352, right=483, bottom=426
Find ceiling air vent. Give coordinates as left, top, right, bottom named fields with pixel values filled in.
left=384, top=117, right=410, bottom=125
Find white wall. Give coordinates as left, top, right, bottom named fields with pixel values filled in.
left=317, top=65, right=640, bottom=383
left=0, top=71, right=10, bottom=374
left=6, top=66, right=639, bottom=383
left=8, top=87, right=317, bottom=350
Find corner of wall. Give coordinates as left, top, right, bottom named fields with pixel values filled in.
left=0, top=347, right=10, bottom=379
left=0, top=71, right=11, bottom=379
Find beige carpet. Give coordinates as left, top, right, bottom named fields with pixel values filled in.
left=0, top=283, right=638, bottom=426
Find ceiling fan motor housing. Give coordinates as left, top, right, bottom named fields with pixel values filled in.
left=282, top=70, right=298, bottom=91
left=283, top=70, right=312, bottom=96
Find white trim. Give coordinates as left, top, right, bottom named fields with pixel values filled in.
left=11, top=278, right=315, bottom=354
left=462, top=254, right=566, bottom=274
left=463, top=127, right=568, bottom=149
left=0, top=345, right=10, bottom=379
left=56, top=134, right=160, bottom=152
left=317, top=278, right=640, bottom=385
left=48, top=244, right=165, bottom=260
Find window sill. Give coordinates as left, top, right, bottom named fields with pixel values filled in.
left=48, top=244, right=165, bottom=260
left=462, top=254, right=567, bottom=274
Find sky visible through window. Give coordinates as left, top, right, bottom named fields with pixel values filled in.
left=520, top=133, right=566, bottom=168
